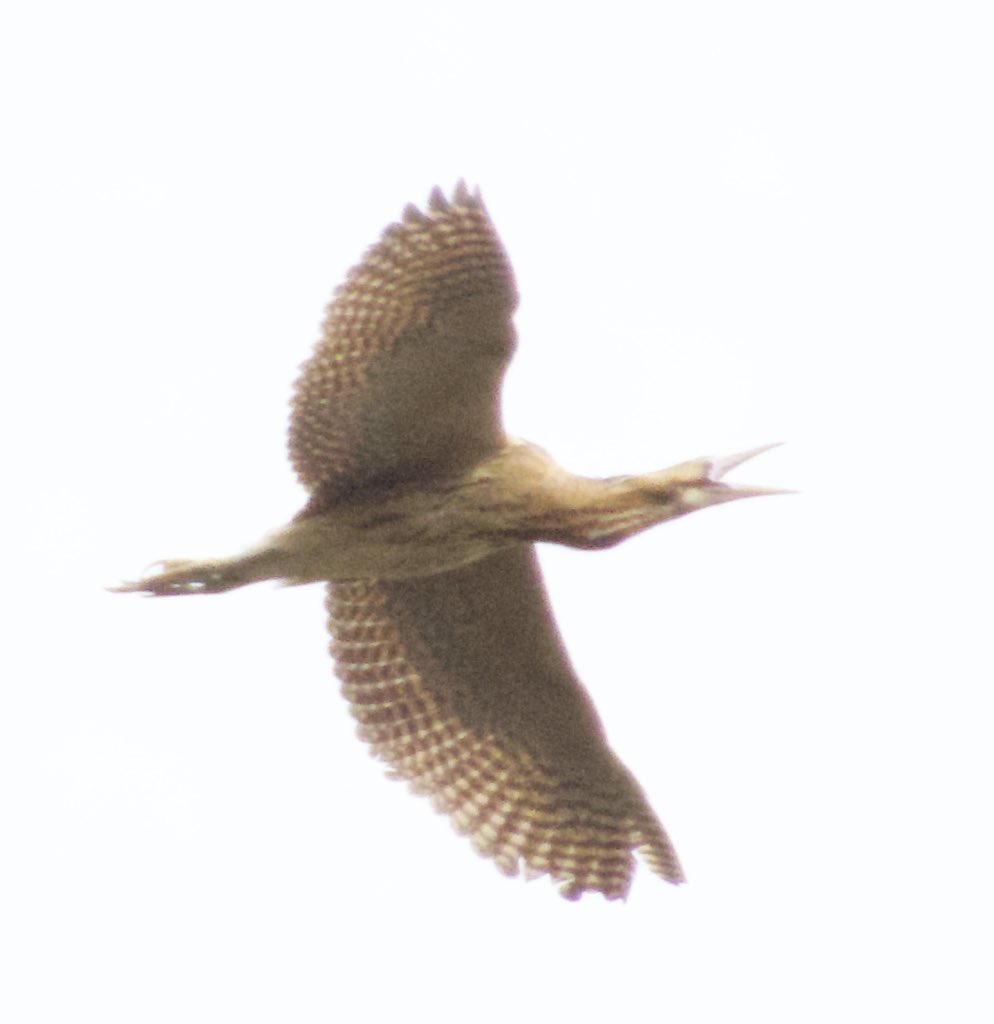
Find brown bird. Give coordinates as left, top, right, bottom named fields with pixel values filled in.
left=115, top=183, right=781, bottom=900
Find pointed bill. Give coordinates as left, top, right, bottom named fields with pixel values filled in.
left=705, top=443, right=794, bottom=498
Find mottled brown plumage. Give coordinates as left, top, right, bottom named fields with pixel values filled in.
left=329, top=546, right=682, bottom=899
left=115, top=184, right=781, bottom=899
left=290, top=183, right=515, bottom=507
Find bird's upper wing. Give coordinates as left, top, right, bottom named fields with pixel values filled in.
left=289, top=184, right=518, bottom=505
left=327, top=546, right=684, bottom=900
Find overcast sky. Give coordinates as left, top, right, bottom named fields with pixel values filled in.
left=3, top=2, right=992, bottom=1021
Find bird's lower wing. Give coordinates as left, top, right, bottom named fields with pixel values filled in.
left=326, top=547, right=684, bottom=900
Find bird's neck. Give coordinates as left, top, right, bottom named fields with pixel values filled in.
left=469, top=440, right=732, bottom=551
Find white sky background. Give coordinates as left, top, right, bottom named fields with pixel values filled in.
left=3, top=1, right=992, bottom=1020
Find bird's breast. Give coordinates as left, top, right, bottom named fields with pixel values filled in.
left=265, top=440, right=618, bottom=584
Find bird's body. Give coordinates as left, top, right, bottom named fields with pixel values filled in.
left=146, top=437, right=771, bottom=590
left=116, top=184, right=781, bottom=899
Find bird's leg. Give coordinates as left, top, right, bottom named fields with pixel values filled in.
left=110, top=550, right=279, bottom=596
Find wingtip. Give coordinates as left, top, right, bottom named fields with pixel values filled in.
left=402, top=202, right=429, bottom=226
left=419, top=182, right=483, bottom=218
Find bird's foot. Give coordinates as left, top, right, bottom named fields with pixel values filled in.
left=109, top=558, right=246, bottom=596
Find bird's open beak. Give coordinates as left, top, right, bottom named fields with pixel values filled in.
left=704, top=443, right=794, bottom=499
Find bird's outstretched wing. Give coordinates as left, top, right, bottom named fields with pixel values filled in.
left=327, top=546, right=684, bottom=900
left=289, top=183, right=518, bottom=506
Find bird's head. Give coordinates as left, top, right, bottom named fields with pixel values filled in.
left=638, top=443, right=791, bottom=518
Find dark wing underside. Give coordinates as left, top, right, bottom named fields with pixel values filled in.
left=289, top=184, right=518, bottom=507
left=327, top=546, right=684, bottom=900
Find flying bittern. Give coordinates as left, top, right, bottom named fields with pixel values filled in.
left=115, top=184, right=782, bottom=900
